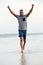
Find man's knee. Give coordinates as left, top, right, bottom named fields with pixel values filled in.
left=24, top=38, right=26, bottom=43
left=24, top=39, right=26, bottom=43
left=20, top=37, right=23, bottom=42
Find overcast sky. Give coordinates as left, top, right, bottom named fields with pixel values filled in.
left=0, top=0, right=43, bottom=34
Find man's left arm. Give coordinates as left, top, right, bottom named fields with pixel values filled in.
left=26, top=4, right=34, bottom=17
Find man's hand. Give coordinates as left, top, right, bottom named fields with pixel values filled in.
left=32, top=4, right=34, bottom=8
left=7, top=6, right=10, bottom=9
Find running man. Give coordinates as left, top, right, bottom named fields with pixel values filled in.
left=7, top=4, right=34, bottom=53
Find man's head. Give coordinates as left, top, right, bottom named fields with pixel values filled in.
left=20, top=9, right=24, bottom=16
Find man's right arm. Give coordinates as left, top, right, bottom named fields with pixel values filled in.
left=7, top=6, right=17, bottom=17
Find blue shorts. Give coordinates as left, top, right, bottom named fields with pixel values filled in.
left=19, top=30, right=27, bottom=39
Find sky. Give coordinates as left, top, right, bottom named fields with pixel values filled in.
left=0, top=0, right=43, bottom=34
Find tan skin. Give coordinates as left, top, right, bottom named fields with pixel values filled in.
left=7, top=4, right=34, bottom=53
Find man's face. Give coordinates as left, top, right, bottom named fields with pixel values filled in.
left=20, top=10, right=23, bottom=16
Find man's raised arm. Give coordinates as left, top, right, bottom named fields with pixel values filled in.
left=7, top=6, right=17, bottom=17
left=26, top=4, right=34, bottom=17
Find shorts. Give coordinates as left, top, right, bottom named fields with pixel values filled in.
left=19, top=30, right=27, bottom=39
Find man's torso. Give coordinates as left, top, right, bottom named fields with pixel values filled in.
left=16, top=15, right=27, bottom=30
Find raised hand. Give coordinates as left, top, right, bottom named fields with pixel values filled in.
left=7, top=6, right=10, bottom=9
left=32, top=4, right=34, bottom=8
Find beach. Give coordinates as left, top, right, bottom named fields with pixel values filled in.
left=0, top=34, right=43, bottom=65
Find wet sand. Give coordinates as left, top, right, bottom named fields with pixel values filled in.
left=0, top=50, right=43, bottom=65
left=0, top=35, right=43, bottom=65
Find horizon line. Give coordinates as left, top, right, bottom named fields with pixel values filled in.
left=0, top=33, right=43, bottom=36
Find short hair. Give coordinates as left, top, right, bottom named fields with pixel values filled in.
left=20, top=9, right=23, bottom=11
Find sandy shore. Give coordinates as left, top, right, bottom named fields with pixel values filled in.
left=0, top=51, right=43, bottom=65
left=0, top=35, right=43, bottom=65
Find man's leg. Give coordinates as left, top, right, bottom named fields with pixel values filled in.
left=23, top=38, right=26, bottom=50
left=23, top=30, right=27, bottom=50
left=20, top=37, right=23, bottom=53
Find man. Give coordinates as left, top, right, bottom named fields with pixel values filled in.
left=7, top=4, right=34, bottom=53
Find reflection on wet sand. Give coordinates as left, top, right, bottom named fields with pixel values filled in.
left=20, top=54, right=26, bottom=65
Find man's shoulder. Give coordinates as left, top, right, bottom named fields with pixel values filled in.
left=23, top=15, right=27, bottom=18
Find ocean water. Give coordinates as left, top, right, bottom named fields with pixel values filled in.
left=0, top=34, right=43, bottom=65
